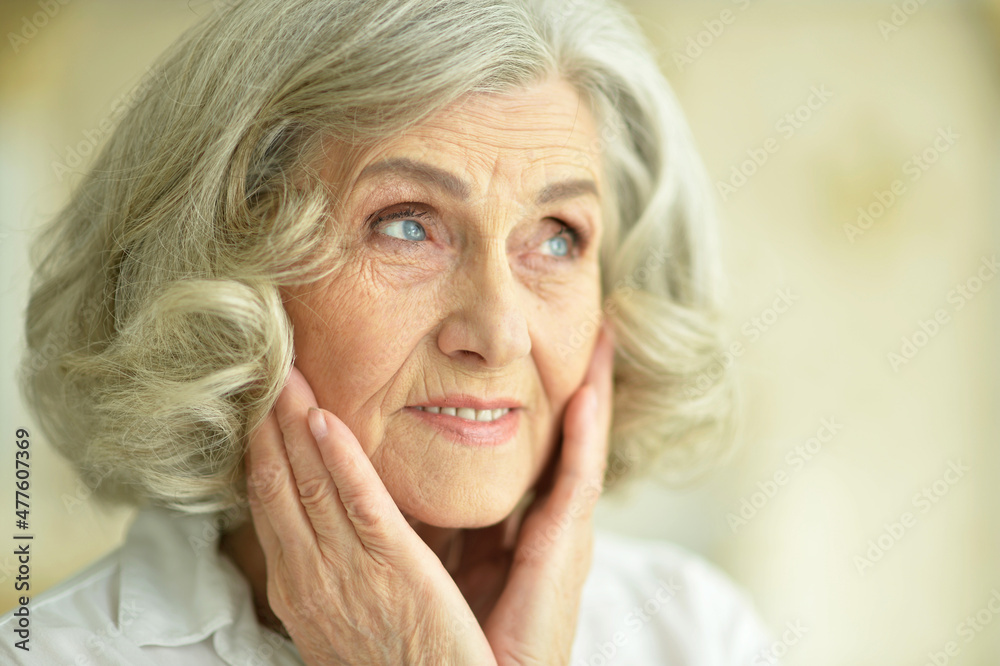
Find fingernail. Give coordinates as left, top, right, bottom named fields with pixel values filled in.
left=307, top=407, right=328, bottom=440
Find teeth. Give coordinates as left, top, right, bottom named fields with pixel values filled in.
left=415, top=406, right=511, bottom=422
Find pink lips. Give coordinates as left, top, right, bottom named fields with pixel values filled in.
left=409, top=395, right=522, bottom=410
left=404, top=406, right=520, bottom=446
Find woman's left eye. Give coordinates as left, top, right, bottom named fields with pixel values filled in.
left=541, top=223, right=581, bottom=259
left=381, top=218, right=427, bottom=241
left=372, top=208, right=428, bottom=241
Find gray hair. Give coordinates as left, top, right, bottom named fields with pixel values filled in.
left=21, top=0, right=734, bottom=515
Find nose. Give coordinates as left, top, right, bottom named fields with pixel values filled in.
left=436, top=235, right=531, bottom=368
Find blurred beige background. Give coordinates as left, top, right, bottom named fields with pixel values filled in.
left=1, top=1, right=998, bottom=664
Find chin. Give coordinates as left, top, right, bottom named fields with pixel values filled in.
left=396, top=479, right=527, bottom=529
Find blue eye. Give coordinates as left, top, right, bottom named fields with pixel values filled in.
left=382, top=218, right=427, bottom=241
left=546, top=234, right=569, bottom=257
left=541, top=225, right=580, bottom=258
left=372, top=208, right=428, bottom=242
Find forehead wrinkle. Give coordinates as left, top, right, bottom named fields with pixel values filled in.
left=356, top=157, right=472, bottom=200
left=337, top=87, right=603, bottom=235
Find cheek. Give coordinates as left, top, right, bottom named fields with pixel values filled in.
left=284, top=266, right=441, bottom=424
left=529, top=268, right=603, bottom=433
left=534, top=269, right=603, bottom=378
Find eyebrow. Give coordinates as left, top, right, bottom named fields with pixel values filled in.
left=356, top=157, right=599, bottom=206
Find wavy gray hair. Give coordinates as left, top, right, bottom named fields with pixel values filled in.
left=21, top=0, right=734, bottom=515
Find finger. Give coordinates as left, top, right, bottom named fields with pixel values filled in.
left=584, top=321, right=615, bottom=450
left=525, top=325, right=615, bottom=545
left=245, top=407, right=317, bottom=562
left=246, top=465, right=280, bottom=561
left=481, top=328, right=615, bottom=648
left=557, top=321, right=616, bottom=494
left=275, top=366, right=358, bottom=549
left=309, top=407, right=413, bottom=558
left=550, top=384, right=605, bottom=519
left=508, top=325, right=614, bottom=562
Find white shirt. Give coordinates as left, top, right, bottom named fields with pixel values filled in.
left=0, top=506, right=774, bottom=665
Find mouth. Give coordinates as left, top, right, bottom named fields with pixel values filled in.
left=411, top=405, right=511, bottom=422
left=404, top=405, right=520, bottom=446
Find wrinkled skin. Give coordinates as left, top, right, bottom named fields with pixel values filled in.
left=223, top=75, right=616, bottom=664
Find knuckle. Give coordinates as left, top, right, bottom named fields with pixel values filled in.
left=247, top=463, right=287, bottom=504
left=341, top=489, right=387, bottom=530
left=296, top=579, right=332, bottom=617
left=274, top=407, right=299, bottom=437
left=296, top=476, right=337, bottom=509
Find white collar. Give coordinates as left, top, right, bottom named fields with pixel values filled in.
left=116, top=505, right=302, bottom=664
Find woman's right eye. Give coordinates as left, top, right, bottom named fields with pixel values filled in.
left=381, top=218, right=427, bottom=242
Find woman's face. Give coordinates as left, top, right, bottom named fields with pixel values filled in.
left=283, top=76, right=605, bottom=528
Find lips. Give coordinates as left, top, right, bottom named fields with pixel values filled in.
left=408, top=395, right=522, bottom=411
left=413, top=405, right=511, bottom=422
left=404, top=405, right=520, bottom=446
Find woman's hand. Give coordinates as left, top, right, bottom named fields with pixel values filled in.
left=480, top=322, right=615, bottom=665
left=244, top=320, right=614, bottom=665
left=245, top=368, right=497, bottom=665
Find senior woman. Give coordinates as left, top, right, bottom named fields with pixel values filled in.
left=2, top=0, right=774, bottom=663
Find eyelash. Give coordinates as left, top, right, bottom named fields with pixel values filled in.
left=369, top=207, right=429, bottom=229
left=368, top=206, right=585, bottom=257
